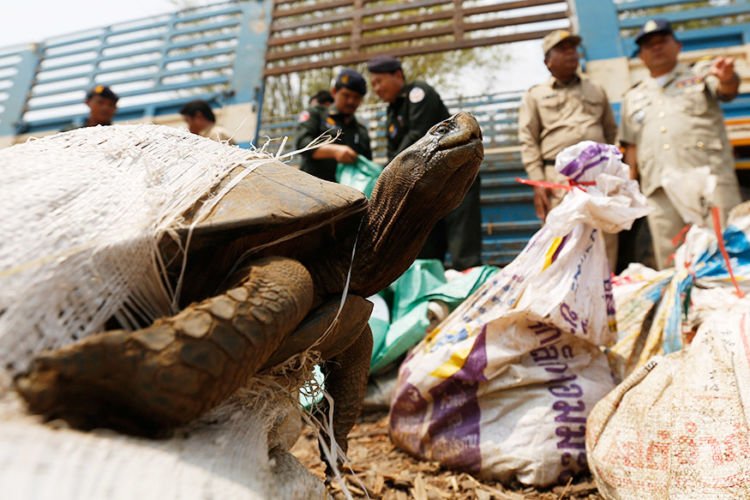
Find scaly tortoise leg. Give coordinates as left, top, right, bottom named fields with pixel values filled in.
left=317, top=323, right=373, bottom=475
left=262, top=296, right=374, bottom=474
left=15, top=256, right=314, bottom=435
left=261, top=295, right=373, bottom=371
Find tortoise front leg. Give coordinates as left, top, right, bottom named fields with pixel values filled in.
left=261, top=296, right=373, bottom=371
left=15, top=256, right=313, bottom=434
left=317, top=323, right=373, bottom=474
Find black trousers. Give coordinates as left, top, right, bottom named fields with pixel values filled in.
left=418, top=177, right=482, bottom=270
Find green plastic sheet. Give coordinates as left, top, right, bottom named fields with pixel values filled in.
left=336, top=156, right=382, bottom=198
left=369, top=259, right=498, bottom=374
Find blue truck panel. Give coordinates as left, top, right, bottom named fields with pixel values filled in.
left=0, top=1, right=270, bottom=140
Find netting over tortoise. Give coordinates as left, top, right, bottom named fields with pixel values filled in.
left=0, top=124, right=275, bottom=378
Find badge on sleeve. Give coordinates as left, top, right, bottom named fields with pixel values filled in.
left=325, top=116, right=337, bottom=128
left=409, top=87, right=425, bottom=104
left=297, top=110, right=310, bottom=123
left=388, top=123, right=397, bottom=138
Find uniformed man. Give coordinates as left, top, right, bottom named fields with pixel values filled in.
left=295, top=68, right=372, bottom=183
left=180, top=99, right=235, bottom=144
left=620, top=19, right=742, bottom=269
left=367, top=55, right=482, bottom=270
left=62, top=85, right=118, bottom=131
left=518, top=30, right=620, bottom=270
left=309, top=89, right=333, bottom=108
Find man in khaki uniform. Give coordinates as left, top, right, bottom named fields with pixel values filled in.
left=519, top=30, right=619, bottom=269
left=180, top=100, right=235, bottom=144
left=621, top=19, right=742, bottom=269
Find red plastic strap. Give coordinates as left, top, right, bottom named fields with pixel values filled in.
left=515, top=177, right=595, bottom=191
left=712, top=206, right=745, bottom=298
left=671, top=223, right=692, bottom=248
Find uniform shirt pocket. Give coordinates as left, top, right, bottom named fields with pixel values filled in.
left=582, top=94, right=604, bottom=117
left=626, top=102, right=649, bottom=136
left=681, top=83, right=709, bottom=116
left=538, top=94, right=563, bottom=125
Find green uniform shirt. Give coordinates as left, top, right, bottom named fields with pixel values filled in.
left=294, top=104, right=372, bottom=183
left=620, top=62, right=738, bottom=196
left=386, top=81, right=450, bottom=162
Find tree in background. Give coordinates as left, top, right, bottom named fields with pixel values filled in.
left=262, top=46, right=507, bottom=120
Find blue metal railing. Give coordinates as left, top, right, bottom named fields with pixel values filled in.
left=576, top=0, right=750, bottom=60
left=0, top=0, right=271, bottom=139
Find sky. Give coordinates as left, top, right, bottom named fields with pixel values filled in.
left=0, top=0, right=548, bottom=97
left=1, top=1, right=180, bottom=48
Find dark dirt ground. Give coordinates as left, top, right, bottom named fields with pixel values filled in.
left=291, top=411, right=603, bottom=500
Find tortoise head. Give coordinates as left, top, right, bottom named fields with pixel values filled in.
left=331, top=112, right=484, bottom=297
left=371, top=111, right=483, bottom=213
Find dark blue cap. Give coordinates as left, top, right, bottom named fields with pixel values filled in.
left=86, top=84, right=119, bottom=103
left=335, top=68, right=367, bottom=95
left=635, top=18, right=675, bottom=46
left=366, top=55, right=402, bottom=74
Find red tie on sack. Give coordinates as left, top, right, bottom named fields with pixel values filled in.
left=711, top=206, right=745, bottom=298
left=519, top=177, right=744, bottom=297
left=515, top=177, right=595, bottom=192
left=674, top=209, right=747, bottom=297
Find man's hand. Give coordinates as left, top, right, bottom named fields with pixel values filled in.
left=313, top=144, right=359, bottom=163
left=710, top=57, right=736, bottom=83
left=710, top=57, right=740, bottom=100
left=332, top=145, right=358, bottom=163
left=533, top=185, right=551, bottom=222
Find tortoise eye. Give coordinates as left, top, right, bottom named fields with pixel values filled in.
left=433, top=124, right=450, bottom=135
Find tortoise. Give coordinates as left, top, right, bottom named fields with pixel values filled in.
left=15, top=111, right=483, bottom=469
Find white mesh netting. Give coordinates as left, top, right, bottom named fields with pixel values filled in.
left=0, top=354, right=327, bottom=499
left=0, top=124, right=276, bottom=379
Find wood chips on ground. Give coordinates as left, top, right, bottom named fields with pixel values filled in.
left=291, top=412, right=602, bottom=499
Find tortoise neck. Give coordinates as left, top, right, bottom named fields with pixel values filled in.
left=347, top=167, right=439, bottom=297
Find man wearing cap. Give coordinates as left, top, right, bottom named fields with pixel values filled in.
left=518, top=30, right=619, bottom=269
left=308, top=90, right=333, bottom=108
left=62, top=85, right=119, bottom=131
left=367, top=55, right=482, bottom=270
left=295, top=68, right=372, bottom=183
left=180, top=99, right=235, bottom=144
left=620, top=19, right=742, bottom=269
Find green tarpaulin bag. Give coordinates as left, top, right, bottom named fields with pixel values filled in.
left=336, top=156, right=382, bottom=198
left=369, top=260, right=499, bottom=374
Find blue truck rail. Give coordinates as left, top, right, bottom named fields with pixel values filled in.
left=0, top=1, right=270, bottom=146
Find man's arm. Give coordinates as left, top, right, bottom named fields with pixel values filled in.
left=623, top=143, right=638, bottom=181
left=312, top=144, right=358, bottom=163
left=601, top=92, right=618, bottom=145
left=360, top=125, right=373, bottom=161
left=518, top=91, right=545, bottom=182
left=393, top=86, right=449, bottom=156
left=294, top=109, right=358, bottom=163
left=713, top=57, right=740, bottom=101
left=618, top=94, right=639, bottom=181
left=518, top=90, right=551, bottom=221
left=294, top=108, right=325, bottom=159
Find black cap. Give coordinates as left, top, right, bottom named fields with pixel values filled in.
left=334, top=68, right=367, bottom=95
left=367, top=55, right=402, bottom=74
left=635, top=18, right=675, bottom=46
left=86, top=85, right=119, bottom=103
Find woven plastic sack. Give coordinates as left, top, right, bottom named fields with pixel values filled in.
left=389, top=142, right=650, bottom=486
left=336, top=156, right=382, bottom=197
left=587, top=300, right=750, bottom=499
left=609, top=205, right=750, bottom=380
